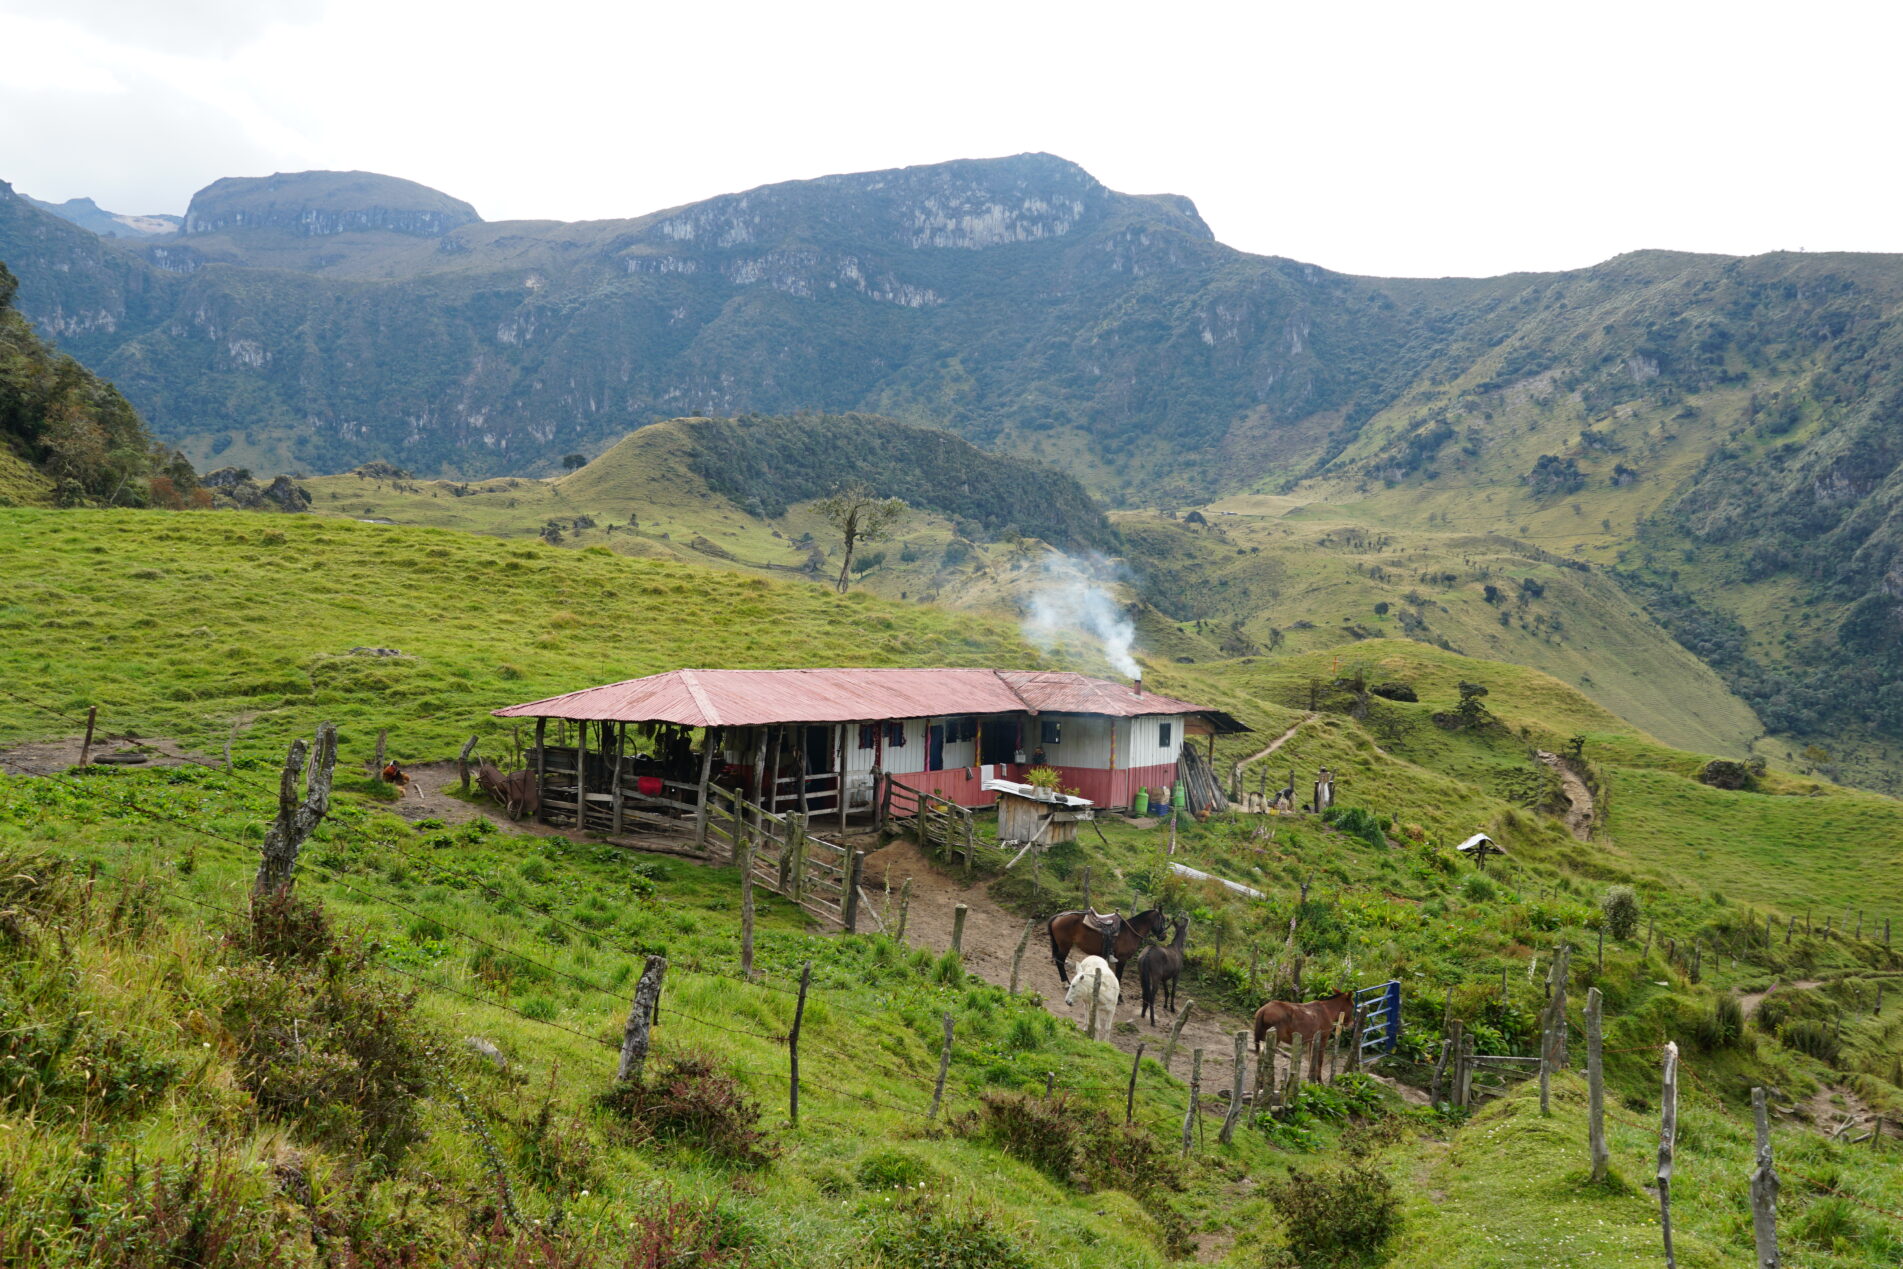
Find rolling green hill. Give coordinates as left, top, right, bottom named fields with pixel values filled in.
left=3, top=507, right=1901, bottom=1267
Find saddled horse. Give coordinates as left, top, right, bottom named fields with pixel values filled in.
left=1252, top=990, right=1355, bottom=1080
left=1046, top=906, right=1168, bottom=986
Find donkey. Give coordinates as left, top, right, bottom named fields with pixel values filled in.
left=1137, top=915, right=1191, bottom=1025
left=1252, top=990, right=1356, bottom=1081
left=476, top=759, right=540, bottom=821
left=1065, top=954, right=1121, bottom=1040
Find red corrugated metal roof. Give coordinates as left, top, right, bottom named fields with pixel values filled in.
left=492, top=666, right=1221, bottom=728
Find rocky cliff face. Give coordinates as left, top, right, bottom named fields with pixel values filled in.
left=181, top=171, right=480, bottom=238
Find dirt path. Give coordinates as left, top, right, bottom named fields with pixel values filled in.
left=1535, top=751, right=1595, bottom=840
left=0, top=734, right=217, bottom=776
left=1738, top=978, right=1824, bottom=1019
left=1238, top=716, right=1312, bottom=769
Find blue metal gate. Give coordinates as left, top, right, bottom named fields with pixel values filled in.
left=1355, top=980, right=1402, bottom=1060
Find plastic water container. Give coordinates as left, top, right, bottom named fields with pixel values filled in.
left=1133, top=787, right=1150, bottom=815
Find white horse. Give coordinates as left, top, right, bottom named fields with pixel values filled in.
left=1064, top=953, right=1120, bottom=1040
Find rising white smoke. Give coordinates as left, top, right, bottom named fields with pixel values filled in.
left=1021, top=553, right=1141, bottom=678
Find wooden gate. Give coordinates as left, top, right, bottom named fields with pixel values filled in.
left=704, top=785, right=859, bottom=928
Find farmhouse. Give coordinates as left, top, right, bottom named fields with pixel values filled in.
left=493, top=667, right=1248, bottom=836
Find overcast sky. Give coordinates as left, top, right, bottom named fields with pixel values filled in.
left=2, top=0, right=1896, bottom=279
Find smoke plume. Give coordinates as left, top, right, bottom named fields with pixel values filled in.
left=1021, top=553, right=1140, bottom=678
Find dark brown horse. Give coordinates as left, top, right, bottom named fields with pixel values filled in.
left=1252, top=990, right=1355, bottom=1080
left=1137, top=915, right=1191, bottom=1025
left=1047, top=907, right=1167, bottom=985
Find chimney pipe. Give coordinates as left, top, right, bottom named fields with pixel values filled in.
left=1133, top=676, right=1142, bottom=696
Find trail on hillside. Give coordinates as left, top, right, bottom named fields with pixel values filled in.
left=1535, top=751, right=1595, bottom=840
left=1738, top=978, right=1825, bottom=1018
left=1238, top=716, right=1313, bottom=768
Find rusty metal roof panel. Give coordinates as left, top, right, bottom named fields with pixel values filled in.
left=494, top=666, right=1248, bottom=730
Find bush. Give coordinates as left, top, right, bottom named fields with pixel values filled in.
left=866, top=1192, right=1031, bottom=1269
left=1322, top=805, right=1387, bottom=849
left=219, top=939, right=435, bottom=1164
left=233, top=887, right=334, bottom=964
left=1263, top=1161, right=1401, bottom=1266
left=1689, top=994, right=1746, bottom=1051
left=961, top=1090, right=1182, bottom=1197
left=1778, top=1019, right=1840, bottom=1065
left=1369, top=681, right=1417, bottom=702
left=1697, top=759, right=1756, bottom=791
left=1601, top=885, right=1641, bottom=941
left=598, top=1053, right=776, bottom=1168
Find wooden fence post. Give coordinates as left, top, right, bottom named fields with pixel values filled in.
left=930, top=1012, right=954, bottom=1118
left=459, top=734, right=479, bottom=792
left=78, top=704, right=98, bottom=767
left=963, top=815, right=976, bottom=880
left=1751, top=1086, right=1780, bottom=1268
left=1658, top=1041, right=1680, bottom=1269
left=1182, top=1048, right=1203, bottom=1155
left=372, top=727, right=387, bottom=774
left=950, top=903, right=968, bottom=956
left=1281, top=1033, right=1305, bottom=1112
left=1220, top=1031, right=1247, bottom=1145
left=224, top=718, right=238, bottom=773
left=1087, top=965, right=1104, bottom=1040
left=1126, top=1042, right=1145, bottom=1124
left=1586, top=987, right=1608, bottom=1183
left=895, top=877, right=912, bottom=943
left=1162, top=999, right=1195, bottom=1073
left=1081, top=866, right=1092, bottom=911
left=738, top=824, right=756, bottom=978
left=842, top=850, right=862, bottom=933
left=255, top=723, right=338, bottom=896
left=1010, top=917, right=1037, bottom=994
left=788, top=960, right=810, bottom=1126
left=1428, top=1035, right=1452, bottom=1109
left=615, top=954, right=668, bottom=1084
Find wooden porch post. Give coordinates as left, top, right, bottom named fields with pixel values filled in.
left=795, top=727, right=809, bottom=815
left=533, top=716, right=548, bottom=823
left=693, top=726, right=719, bottom=850
left=749, top=727, right=769, bottom=829
left=765, top=727, right=782, bottom=814
left=576, top=718, right=590, bottom=833
left=610, top=721, right=626, bottom=835
left=837, top=722, right=850, bottom=834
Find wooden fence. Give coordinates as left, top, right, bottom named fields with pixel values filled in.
left=704, top=784, right=863, bottom=930
left=532, top=743, right=702, bottom=835
left=880, top=776, right=978, bottom=875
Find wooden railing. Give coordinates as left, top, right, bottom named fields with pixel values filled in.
left=704, top=784, right=864, bottom=930
left=532, top=745, right=706, bottom=836
left=880, top=775, right=978, bottom=877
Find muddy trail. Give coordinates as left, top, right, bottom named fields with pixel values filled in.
left=1535, top=751, right=1595, bottom=840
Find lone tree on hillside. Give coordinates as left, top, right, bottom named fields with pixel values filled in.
left=561, top=453, right=586, bottom=470
left=815, top=481, right=907, bottom=594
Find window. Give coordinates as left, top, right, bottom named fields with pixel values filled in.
left=1039, top=719, right=1062, bottom=746
left=1158, top=721, right=1173, bottom=749
left=949, top=716, right=977, bottom=743
left=858, top=723, right=878, bottom=750
left=885, top=721, right=906, bottom=747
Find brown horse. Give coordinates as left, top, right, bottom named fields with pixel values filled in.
left=1252, top=990, right=1355, bottom=1080
left=1047, top=907, right=1167, bottom=985
left=476, top=760, right=540, bottom=821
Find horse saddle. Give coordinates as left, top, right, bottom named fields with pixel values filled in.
left=1081, top=909, right=1121, bottom=935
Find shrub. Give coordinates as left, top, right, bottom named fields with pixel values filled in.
left=219, top=940, right=435, bottom=1164
left=855, top=1148, right=935, bottom=1190
left=962, top=1090, right=1182, bottom=1197
left=1369, top=681, right=1417, bottom=702
left=866, top=1192, right=1031, bottom=1269
left=1601, top=885, right=1641, bottom=941
left=1322, top=805, right=1387, bottom=849
left=1262, top=1161, right=1401, bottom=1266
left=598, top=1053, right=776, bottom=1168
left=232, top=887, right=334, bottom=964
left=1778, top=1019, right=1840, bottom=1065
left=1697, top=759, right=1756, bottom=791
left=1689, top=995, right=1746, bottom=1051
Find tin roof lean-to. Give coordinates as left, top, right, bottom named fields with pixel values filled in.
left=493, top=667, right=1248, bottom=732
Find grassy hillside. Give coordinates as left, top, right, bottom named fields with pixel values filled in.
left=5, top=507, right=1903, bottom=1266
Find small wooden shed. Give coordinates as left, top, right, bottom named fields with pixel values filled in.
left=987, top=778, right=1093, bottom=847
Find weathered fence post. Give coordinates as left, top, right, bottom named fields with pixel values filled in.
left=1009, top=917, right=1037, bottom=994
left=1126, top=1042, right=1145, bottom=1124
left=738, top=824, right=756, bottom=977
left=459, top=734, right=479, bottom=791
left=1162, top=999, right=1195, bottom=1073
left=1081, top=866, right=1092, bottom=912
left=1597, top=925, right=1605, bottom=973
left=616, top=954, right=668, bottom=1084
left=1182, top=1048, right=1203, bottom=1155
left=372, top=727, right=387, bottom=774
left=1087, top=964, right=1104, bottom=1040
left=950, top=903, right=968, bottom=956
left=1429, top=1035, right=1452, bottom=1109
left=842, top=850, right=862, bottom=933
left=1658, top=1041, right=1680, bottom=1269
left=1586, top=986, right=1608, bottom=1183
left=895, top=877, right=912, bottom=943
left=255, top=723, right=338, bottom=896
left=78, top=705, right=98, bottom=767
left=930, top=1012, right=954, bottom=1118
left=1220, top=1031, right=1247, bottom=1145
left=1281, top=1033, right=1305, bottom=1112
left=1751, top=1086, right=1780, bottom=1268
left=788, top=960, right=810, bottom=1125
